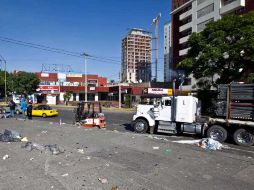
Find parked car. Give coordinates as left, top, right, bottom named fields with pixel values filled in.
left=32, top=105, right=58, bottom=118
left=1, top=104, right=22, bottom=115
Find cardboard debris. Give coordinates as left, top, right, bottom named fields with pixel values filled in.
left=21, top=137, right=28, bottom=142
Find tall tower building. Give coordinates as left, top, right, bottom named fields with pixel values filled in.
left=170, top=0, right=254, bottom=85
left=121, top=29, right=152, bottom=83
left=164, top=21, right=173, bottom=82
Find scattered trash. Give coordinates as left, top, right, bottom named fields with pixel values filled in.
left=22, top=142, right=64, bottom=155
left=105, top=163, right=110, bottom=167
left=51, top=186, right=54, bottom=189
left=0, top=129, right=21, bottom=142
left=113, top=129, right=119, bottom=132
left=29, top=158, right=34, bottom=161
left=41, top=131, right=47, bottom=134
left=45, top=144, right=64, bottom=155
left=85, top=156, right=91, bottom=160
left=77, top=149, right=85, bottom=154
left=173, top=138, right=229, bottom=151
left=147, top=135, right=169, bottom=141
left=21, top=137, right=28, bottom=142
left=98, top=177, right=108, bottom=184
left=132, top=136, right=135, bottom=139
left=111, top=186, right=119, bottom=190
left=199, top=138, right=228, bottom=151
left=165, top=149, right=172, bottom=155
left=172, top=139, right=200, bottom=144
left=153, top=147, right=160, bottom=150
left=61, top=173, right=69, bottom=177
left=49, top=122, right=53, bottom=125
left=17, top=118, right=25, bottom=121
left=2, top=154, right=9, bottom=160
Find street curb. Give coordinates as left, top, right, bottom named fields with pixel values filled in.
left=51, top=105, right=135, bottom=112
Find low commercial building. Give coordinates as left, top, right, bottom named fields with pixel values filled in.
left=36, top=72, right=108, bottom=104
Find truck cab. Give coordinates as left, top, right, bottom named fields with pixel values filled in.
left=133, top=96, right=203, bottom=135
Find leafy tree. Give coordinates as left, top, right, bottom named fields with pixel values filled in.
left=0, top=70, right=12, bottom=97
left=11, top=72, right=40, bottom=94
left=63, top=91, right=72, bottom=105
left=124, top=94, right=131, bottom=108
left=178, top=11, right=254, bottom=89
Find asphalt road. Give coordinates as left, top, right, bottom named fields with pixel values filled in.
left=33, top=108, right=135, bottom=132
left=29, top=108, right=254, bottom=152
left=1, top=119, right=254, bottom=190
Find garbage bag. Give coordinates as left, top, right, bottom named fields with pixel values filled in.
left=199, top=138, right=225, bottom=151
left=0, top=129, right=21, bottom=142
left=22, top=142, right=45, bottom=151
left=22, top=142, right=64, bottom=155
left=45, top=144, right=64, bottom=155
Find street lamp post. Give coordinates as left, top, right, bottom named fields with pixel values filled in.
left=81, top=53, right=89, bottom=102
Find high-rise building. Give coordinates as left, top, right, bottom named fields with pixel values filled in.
left=164, top=21, right=173, bottom=82
left=121, top=28, right=152, bottom=83
left=170, top=0, right=254, bottom=84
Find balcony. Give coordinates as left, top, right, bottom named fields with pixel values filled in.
left=220, top=0, right=245, bottom=15
left=179, top=47, right=191, bottom=56
left=179, top=9, right=192, bottom=21
left=179, top=22, right=192, bottom=32
left=179, top=35, right=190, bottom=44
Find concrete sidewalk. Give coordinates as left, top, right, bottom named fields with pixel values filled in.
left=0, top=119, right=254, bottom=190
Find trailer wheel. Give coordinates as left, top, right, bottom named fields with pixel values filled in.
left=207, top=125, right=228, bottom=142
left=133, top=119, right=148, bottom=133
left=233, top=128, right=254, bottom=146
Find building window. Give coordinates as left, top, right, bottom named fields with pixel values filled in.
left=197, top=18, right=213, bottom=32
left=197, top=0, right=207, bottom=5
left=197, top=4, right=214, bottom=19
left=223, top=0, right=237, bottom=6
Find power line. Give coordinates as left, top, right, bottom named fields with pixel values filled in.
left=0, top=36, right=121, bottom=65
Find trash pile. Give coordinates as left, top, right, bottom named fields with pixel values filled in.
left=22, top=142, right=65, bottom=155
left=173, top=138, right=229, bottom=151
left=0, top=129, right=64, bottom=155
left=0, top=129, right=22, bottom=142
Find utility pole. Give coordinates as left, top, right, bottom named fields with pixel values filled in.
left=0, top=55, right=7, bottom=102
left=152, top=13, right=161, bottom=82
left=81, top=53, right=89, bottom=102
left=119, top=72, right=121, bottom=109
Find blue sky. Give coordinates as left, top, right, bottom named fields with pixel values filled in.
left=0, top=0, right=171, bottom=81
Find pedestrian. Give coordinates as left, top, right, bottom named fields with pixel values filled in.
left=8, top=99, right=16, bottom=118
left=20, top=98, right=27, bottom=119
left=27, top=101, right=33, bottom=120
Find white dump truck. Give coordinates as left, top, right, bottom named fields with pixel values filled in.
left=132, top=84, right=254, bottom=146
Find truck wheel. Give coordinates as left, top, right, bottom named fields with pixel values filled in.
left=207, top=125, right=228, bottom=142
left=133, top=119, right=148, bottom=133
left=233, top=128, right=254, bottom=146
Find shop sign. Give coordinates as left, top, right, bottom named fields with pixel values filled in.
left=89, top=87, right=96, bottom=91
left=38, top=85, right=60, bottom=92
left=148, top=88, right=172, bottom=95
